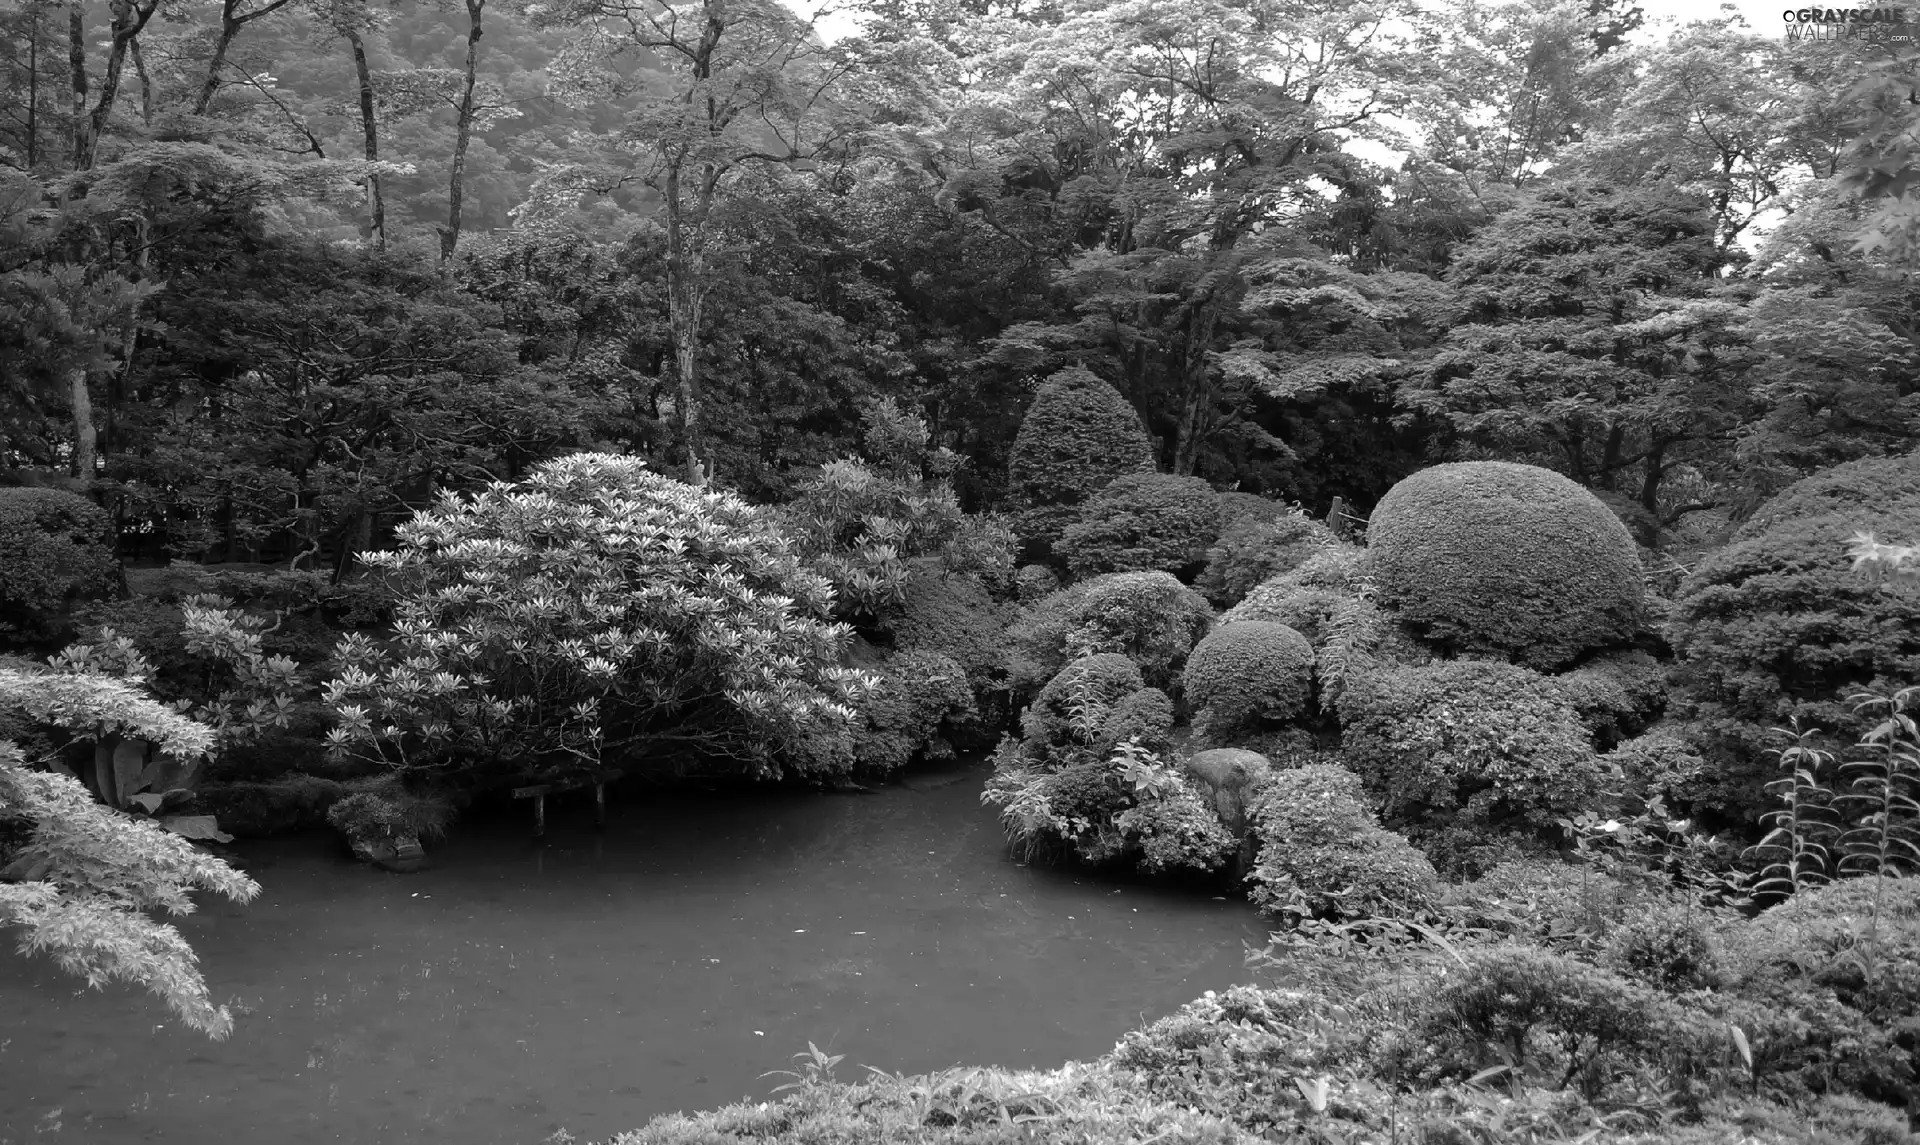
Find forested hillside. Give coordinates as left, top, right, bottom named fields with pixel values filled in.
left=3, top=0, right=1915, bottom=562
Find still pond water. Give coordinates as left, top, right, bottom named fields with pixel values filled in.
left=0, top=760, right=1270, bottom=1145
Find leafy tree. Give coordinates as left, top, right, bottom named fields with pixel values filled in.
left=0, top=668, right=259, bottom=1038
left=962, top=0, right=1437, bottom=477
left=1563, top=20, right=1800, bottom=252
left=1839, top=41, right=1920, bottom=268
left=117, top=237, right=583, bottom=567
left=1401, top=181, right=1753, bottom=521
left=525, top=0, right=880, bottom=485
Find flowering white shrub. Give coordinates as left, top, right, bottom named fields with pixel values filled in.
left=323, top=453, right=875, bottom=782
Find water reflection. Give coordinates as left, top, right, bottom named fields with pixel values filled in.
left=0, top=763, right=1269, bottom=1145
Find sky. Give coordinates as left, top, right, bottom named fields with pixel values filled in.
left=784, top=0, right=1826, bottom=46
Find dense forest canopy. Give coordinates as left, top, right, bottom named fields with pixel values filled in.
left=0, top=0, right=1915, bottom=566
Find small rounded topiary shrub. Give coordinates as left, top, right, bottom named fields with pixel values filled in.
left=1056, top=473, right=1221, bottom=579
left=1020, top=653, right=1146, bottom=761
left=1098, top=686, right=1174, bottom=754
left=1366, top=461, right=1644, bottom=669
left=1341, top=659, right=1604, bottom=873
left=1196, top=512, right=1336, bottom=608
left=1013, top=563, right=1060, bottom=603
left=1182, top=621, right=1314, bottom=730
left=1670, top=453, right=1920, bottom=821
left=1244, top=764, right=1440, bottom=920
left=1008, top=368, right=1156, bottom=511
left=0, top=487, right=118, bottom=643
left=1008, top=571, right=1213, bottom=697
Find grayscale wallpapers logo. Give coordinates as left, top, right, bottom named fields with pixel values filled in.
left=1782, top=7, right=1916, bottom=39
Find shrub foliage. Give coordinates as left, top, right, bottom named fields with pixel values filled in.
left=0, top=487, right=118, bottom=642
left=1196, top=512, right=1336, bottom=608
left=1671, top=454, right=1920, bottom=818
left=1008, top=572, right=1213, bottom=697
left=1057, top=473, right=1220, bottom=579
left=1007, top=367, right=1156, bottom=511
left=1341, top=659, right=1605, bottom=869
left=1367, top=461, right=1644, bottom=669
left=322, top=453, right=874, bottom=784
left=1244, top=763, right=1440, bottom=919
left=1182, top=621, right=1315, bottom=730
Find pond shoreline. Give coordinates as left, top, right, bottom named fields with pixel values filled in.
left=1, top=760, right=1269, bottom=1145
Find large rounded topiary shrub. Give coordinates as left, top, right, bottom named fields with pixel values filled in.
left=1182, top=622, right=1314, bottom=729
left=1057, top=473, right=1220, bottom=579
left=1366, top=461, right=1643, bottom=669
left=1670, top=453, right=1920, bottom=820
left=0, top=487, right=118, bottom=643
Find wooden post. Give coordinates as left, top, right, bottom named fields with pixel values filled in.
left=511, top=769, right=621, bottom=840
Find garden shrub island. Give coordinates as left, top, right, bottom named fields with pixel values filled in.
left=3, top=1, right=1920, bottom=1140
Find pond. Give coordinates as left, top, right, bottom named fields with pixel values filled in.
left=0, top=760, right=1271, bottom=1145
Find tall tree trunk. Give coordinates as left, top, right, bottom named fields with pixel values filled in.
left=72, top=0, right=161, bottom=171
left=1638, top=441, right=1668, bottom=517
left=130, top=35, right=151, bottom=125
left=69, top=367, right=96, bottom=482
left=193, top=2, right=241, bottom=114
left=26, top=3, right=39, bottom=169
left=441, top=0, right=483, bottom=260
left=67, top=3, right=86, bottom=162
left=193, top=0, right=293, bottom=115
left=664, top=162, right=707, bottom=486
left=345, top=28, right=384, bottom=248
left=1171, top=387, right=1203, bottom=476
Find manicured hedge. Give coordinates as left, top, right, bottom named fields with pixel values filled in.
left=1366, top=461, right=1644, bottom=669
